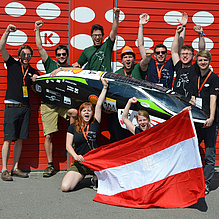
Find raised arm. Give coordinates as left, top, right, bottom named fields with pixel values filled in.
left=178, top=12, right=188, bottom=53
left=35, top=20, right=48, bottom=63
left=109, top=7, right=120, bottom=41
left=138, top=13, right=149, bottom=59
left=140, top=49, right=153, bottom=71
left=193, top=25, right=205, bottom=51
left=122, top=97, right=138, bottom=135
left=171, top=25, right=184, bottom=66
left=95, top=78, right=108, bottom=123
left=0, top=24, right=16, bottom=61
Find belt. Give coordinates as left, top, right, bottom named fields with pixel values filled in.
left=5, top=103, right=26, bottom=108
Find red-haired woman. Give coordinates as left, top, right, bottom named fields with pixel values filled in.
left=122, top=97, right=150, bottom=135
left=61, top=78, right=108, bottom=192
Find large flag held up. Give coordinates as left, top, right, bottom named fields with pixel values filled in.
left=83, top=110, right=205, bottom=208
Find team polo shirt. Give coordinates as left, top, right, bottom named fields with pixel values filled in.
left=146, top=58, right=174, bottom=89
left=77, top=37, right=114, bottom=72
left=192, top=70, right=219, bottom=115
left=115, top=63, right=147, bottom=80
left=44, top=56, right=72, bottom=74
left=5, top=55, right=38, bottom=105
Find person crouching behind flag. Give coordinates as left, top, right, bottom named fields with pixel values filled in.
left=122, top=97, right=151, bottom=134
left=61, top=78, right=108, bottom=192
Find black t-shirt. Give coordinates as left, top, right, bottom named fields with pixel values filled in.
left=67, top=119, right=100, bottom=156
left=192, top=70, right=219, bottom=115
left=5, top=55, right=39, bottom=105
left=173, top=61, right=200, bottom=99
left=135, top=126, right=143, bottom=134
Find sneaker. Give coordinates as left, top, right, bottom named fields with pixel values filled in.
left=43, top=166, right=55, bottom=177
left=91, top=177, right=98, bottom=191
left=205, top=185, right=210, bottom=195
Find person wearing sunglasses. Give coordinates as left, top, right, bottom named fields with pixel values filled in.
left=35, top=20, right=78, bottom=178
left=0, top=24, right=39, bottom=181
left=172, top=24, right=205, bottom=99
left=138, top=13, right=188, bottom=89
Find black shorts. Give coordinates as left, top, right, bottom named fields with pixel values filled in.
left=4, top=105, right=31, bottom=141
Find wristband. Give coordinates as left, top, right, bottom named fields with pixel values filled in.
left=139, top=25, right=143, bottom=28
left=34, top=28, right=39, bottom=31
left=5, top=31, right=9, bottom=35
left=182, top=25, right=186, bottom=27
left=115, top=15, right=119, bottom=18
left=199, top=31, right=206, bottom=36
left=59, top=66, right=63, bottom=71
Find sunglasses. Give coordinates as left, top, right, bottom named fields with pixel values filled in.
left=155, top=51, right=166, bottom=55
left=21, top=52, right=31, bottom=58
left=57, top=53, right=67, bottom=57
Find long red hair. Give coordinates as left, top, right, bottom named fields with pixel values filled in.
left=74, top=102, right=95, bottom=134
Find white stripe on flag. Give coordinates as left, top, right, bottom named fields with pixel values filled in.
left=95, top=137, right=202, bottom=196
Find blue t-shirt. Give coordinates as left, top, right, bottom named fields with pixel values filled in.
left=146, top=58, right=174, bottom=89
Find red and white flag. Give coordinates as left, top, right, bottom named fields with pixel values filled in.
left=83, top=110, right=205, bottom=208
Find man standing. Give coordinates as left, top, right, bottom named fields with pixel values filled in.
left=73, top=7, right=120, bottom=72
left=35, top=20, right=77, bottom=177
left=138, top=13, right=188, bottom=88
left=190, top=50, right=219, bottom=195
left=0, top=24, right=39, bottom=181
left=115, top=46, right=152, bottom=79
left=171, top=24, right=205, bottom=99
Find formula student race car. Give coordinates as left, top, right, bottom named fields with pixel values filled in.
left=34, top=69, right=208, bottom=127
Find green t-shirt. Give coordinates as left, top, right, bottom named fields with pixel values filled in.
left=115, top=63, right=146, bottom=80
left=77, top=37, right=114, bottom=72
left=44, top=56, right=72, bottom=74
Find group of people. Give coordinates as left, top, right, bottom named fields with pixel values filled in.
left=0, top=8, right=218, bottom=196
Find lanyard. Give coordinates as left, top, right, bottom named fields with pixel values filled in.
left=156, top=61, right=165, bottom=82
left=21, top=63, right=29, bottom=85
left=124, top=68, right=132, bottom=77
left=198, top=71, right=212, bottom=96
left=81, top=124, right=90, bottom=143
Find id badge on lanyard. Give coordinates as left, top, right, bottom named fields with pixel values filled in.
left=21, top=64, right=29, bottom=98
left=196, top=97, right=202, bottom=109
left=22, top=86, right=28, bottom=97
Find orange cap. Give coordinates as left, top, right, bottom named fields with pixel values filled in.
left=120, top=46, right=136, bottom=58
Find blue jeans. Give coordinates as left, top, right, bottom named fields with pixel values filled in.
left=196, top=122, right=217, bottom=187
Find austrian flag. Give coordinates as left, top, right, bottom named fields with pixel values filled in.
left=83, top=110, right=205, bottom=208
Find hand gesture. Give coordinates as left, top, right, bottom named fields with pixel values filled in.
left=113, top=7, right=120, bottom=17
left=128, top=97, right=138, bottom=104
left=101, top=77, right=108, bottom=88
left=50, top=68, right=60, bottom=77
left=6, top=24, right=16, bottom=33
left=145, top=49, right=153, bottom=57
left=74, top=155, right=85, bottom=162
left=139, top=13, right=149, bottom=26
left=176, top=25, right=184, bottom=34
left=177, top=12, right=188, bottom=26
left=193, top=25, right=203, bottom=34
left=35, top=20, right=43, bottom=30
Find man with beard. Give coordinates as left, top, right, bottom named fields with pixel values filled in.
left=115, top=46, right=152, bottom=79
left=171, top=25, right=205, bottom=99
left=138, top=13, right=188, bottom=88
left=0, top=24, right=39, bottom=181
left=190, top=50, right=219, bottom=195
left=35, top=20, right=77, bottom=177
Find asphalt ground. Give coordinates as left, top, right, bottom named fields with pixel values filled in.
left=0, top=169, right=219, bottom=219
